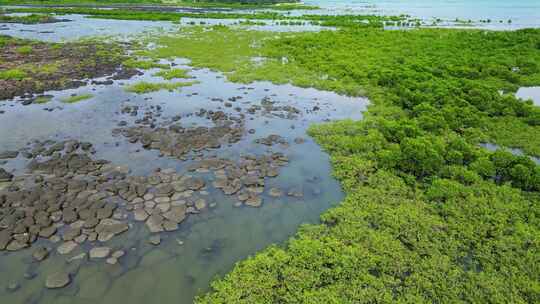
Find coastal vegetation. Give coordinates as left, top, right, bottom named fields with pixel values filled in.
left=0, top=13, right=64, bottom=24
left=61, top=93, right=93, bottom=103
left=153, top=68, right=191, bottom=79
left=125, top=80, right=199, bottom=93
left=0, top=0, right=316, bottom=10
left=128, top=26, right=540, bottom=303
left=6, top=7, right=417, bottom=28
left=0, top=3, right=538, bottom=303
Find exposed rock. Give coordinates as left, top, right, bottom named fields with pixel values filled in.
left=57, top=241, right=78, bottom=255
left=149, top=235, right=161, bottom=246
left=0, top=151, right=18, bottom=159
left=89, top=246, right=111, bottom=259
left=39, top=226, right=57, bottom=238
left=6, top=282, right=20, bottom=292
left=194, top=198, right=207, bottom=210
left=0, top=168, right=13, bottom=182
left=245, top=196, right=262, bottom=207
left=146, top=214, right=164, bottom=233
left=95, top=219, right=128, bottom=242
left=62, top=227, right=81, bottom=241
left=6, top=240, right=29, bottom=251
left=268, top=187, right=283, bottom=197
left=133, top=208, right=149, bottom=221
left=33, top=246, right=49, bottom=262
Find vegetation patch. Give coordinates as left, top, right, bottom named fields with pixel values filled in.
left=0, top=68, right=27, bottom=80
left=125, top=80, right=198, bottom=93
left=1, top=1, right=316, bottom=10
left=16, top=45, right=33, bottom=55
left=0, top=13, right=68, bottom=24
left=61, top=93, right=94, bottom=103
left=33, top=95, right=53, bottom=104
left=153, top=68, right=191, bottom=79
left=123, top=58, right=170, bottom=70
left=7, top=7, right=418, bottom=28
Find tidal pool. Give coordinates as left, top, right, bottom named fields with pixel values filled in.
left=0, top=43, right=367, bottom=304
left=516, top=86, right=540, bottom=106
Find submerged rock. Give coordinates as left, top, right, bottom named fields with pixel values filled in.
left=57, top=241, right=78, bottom=255
left=33, top=247, right=49, bottom=262
left=45, top=272, right=71, bottom=289
left=0, top=168, right=13, bottom=182
left=149, top=235, right=161, bottom=246
left=89, top=246, right=111, bottom=259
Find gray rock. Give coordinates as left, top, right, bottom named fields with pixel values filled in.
left=89, top=246, right=111, bottom=259
left=112, top=250, right=125, bottom=259
left=162, top=206, right=186, bottom=223
left=146, top=214, right=164, bottom=233
left=268, top=188, right=283, bottom=197
left=45, top=272, right=71, bottom=289
left=0, top=230, right=12, bottom=250
left=95, top=219, right=129, bottom=242
left=39, top=226, right=57, bottom=238
left=6, top=240, right=28, bottom=251
left=133, top=208, right=149, bottom=221
left=62, top=227, right=81, bottom=241
left=0, top=168, right=13, bottom=182
left=148, top=235, right=161, bottom=246
left=194, top=199, right=207, bottom=210
left=33, top=247, right=49, bottom=262
left=245, top=196, right=262, bottom=208
left=0, top=151, right=18, bottom=159
left=6, top=282, right=20, bottom=292
left=57, top=241, right=78, bottom=255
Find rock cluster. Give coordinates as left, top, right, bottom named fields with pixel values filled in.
left=188, top=153, right=289, bottom=208
left=0, top=141, right=128, bottom=252
left=246, top=97, right=301, bottom=119
left=114, top=108, right=244, bottom=159
left=126, top=169, right=210, bottom=233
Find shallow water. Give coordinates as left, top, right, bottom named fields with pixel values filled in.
left=0, top=14, right=180, bottom=42
left=516, top=87, right=540, bottom=106
left=0, top=53, right=367, bottom=303
left=305, top=0, right=540, bottom=29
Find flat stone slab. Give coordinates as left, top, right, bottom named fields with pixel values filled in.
left=89, top=247, right=111, bottom=259
left=46, top=272, right=71, bottom=289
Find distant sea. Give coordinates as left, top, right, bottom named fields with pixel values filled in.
left=305, top=0, right=540, bottom=29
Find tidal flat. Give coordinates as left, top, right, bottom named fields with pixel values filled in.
left=1, top=2, right=539, bottom=304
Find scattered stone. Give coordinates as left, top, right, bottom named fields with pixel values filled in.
left=67, top=253, right=86, bottom=263
left=268, top=187, right=283, bottom=197
left=146, top=214, right=164, bottom=233
left=45, top=272, right=71, bottom=289
left=194, top=198, right=207, bottom=210
left=149, top=235, right=161, bottom=245
left=133, top=208, right=149, bottom=221
left=0, top=168, right=13, bottom=182
left=245, top=196, right=263, bottom=207
left=33, top=246, right=49, bottom=262
left=57, top=241, right=78, bottom=255
left=89, top=246, right=111, bottom=259
left=6, top=281, right=20, bottom=292
left=0, top=151, right=18, bottom=159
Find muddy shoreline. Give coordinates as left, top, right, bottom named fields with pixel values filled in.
left=0, top=35, right=139, bottom=101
